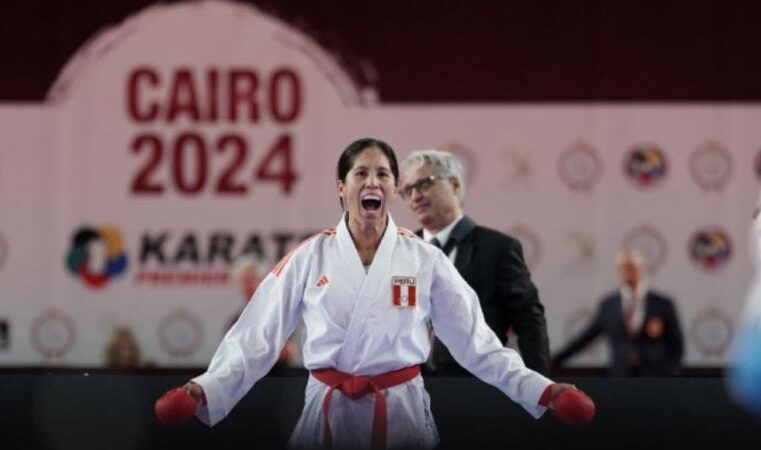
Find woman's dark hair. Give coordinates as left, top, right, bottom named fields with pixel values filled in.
left=336, top=138, right=399, bottom=185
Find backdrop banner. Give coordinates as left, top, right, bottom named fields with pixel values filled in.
left=0, top=1, right=756, bottom=367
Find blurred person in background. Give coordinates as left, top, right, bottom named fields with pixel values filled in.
left=227, top=255, right=268, bottom=330
left=399, top=149, right=550, bottom=375
left=553, top=248, right=684, bottom=376
left=229, top=255, right=299, bottom=367
left=104, top=326, right=143, bottom=369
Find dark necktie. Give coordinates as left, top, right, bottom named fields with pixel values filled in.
left=430, top=237, right=456, bottom=256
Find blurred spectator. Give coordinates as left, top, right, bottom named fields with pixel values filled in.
left=104, top=326, right=143, bottom=368
left=232, top=255, right=267, bottom=301
left=553, top=248, right=684, bottom=376
left=228, top=256, right=300, bottom=367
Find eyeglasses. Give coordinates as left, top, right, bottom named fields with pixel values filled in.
left=399, top=175, right=445, bottom=200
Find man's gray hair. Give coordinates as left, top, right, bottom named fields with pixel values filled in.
left=401, top=149, right=467, bottom=201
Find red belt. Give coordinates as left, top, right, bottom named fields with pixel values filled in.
left=310, top=365, right=421, bottom=449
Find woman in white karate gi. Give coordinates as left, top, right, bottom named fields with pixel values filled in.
left=182, top=138, right=574, bottom=448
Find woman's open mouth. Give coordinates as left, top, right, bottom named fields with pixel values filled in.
left=361, top=194, right=382, bottom=211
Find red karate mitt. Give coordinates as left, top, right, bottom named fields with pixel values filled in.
left=553, top=389, right=596, bottom=426
left=155, top=388, right=197, bottom=425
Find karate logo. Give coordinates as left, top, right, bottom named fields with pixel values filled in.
left=689, top=227, right=732, bottom=271
left=624, top=144, right=668, bottom=188
left=65, top=225, right=128, bottom=289
left=392, top=276, right=417, bottom=308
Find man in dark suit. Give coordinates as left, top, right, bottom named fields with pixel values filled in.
left=552, top=249, right=684, bottom=376
left=399, top=149, right=550, bottom=375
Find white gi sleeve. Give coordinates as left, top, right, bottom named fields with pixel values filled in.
left=191, top=249, right=306, bottom=426
left=429, top=250, right=553, bottom=418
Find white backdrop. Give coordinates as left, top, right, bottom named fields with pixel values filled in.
left=0, top=0, right=757, bottom=367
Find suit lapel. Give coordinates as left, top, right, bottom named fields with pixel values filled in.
left=613, top=294, right=630, bottom=335
left=451, top=216, right=477, bottom=272
left=638, top=291, right=654, bottom=334
left=454, top=241, right=474, bottom=272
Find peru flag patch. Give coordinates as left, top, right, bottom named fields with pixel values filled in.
left=391, top=276, right=417, bottom=307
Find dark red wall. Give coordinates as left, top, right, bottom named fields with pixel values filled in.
left=2, top=0, right=761, bottom=102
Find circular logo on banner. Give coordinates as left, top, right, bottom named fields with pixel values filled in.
left=505, top=224, right=541, bottom=269
left=31, top=309, right=76, bottom=359
left=688, top=227, right=732, bottom=271
left=623, top=143, right=668, bottom=188
left=567, top=230, right=595, bottom=262
left=65, top=225, right=128, bottom=289
left=622, top=224, right=668, bottom=273
left=439, top=141, right=478, bottom=186
left=0, top=232, right=8, bottom=272
left=500, top=147, right=532, bottom=186
left=557, top=141, right=603, bottom=192
left=690, top=307, right=734, bottom=357
left=158, top=309, right=202, bottom=358
left=689, top=141, right=733, bottom=191
left=562, top=306, right=601, bottom=358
